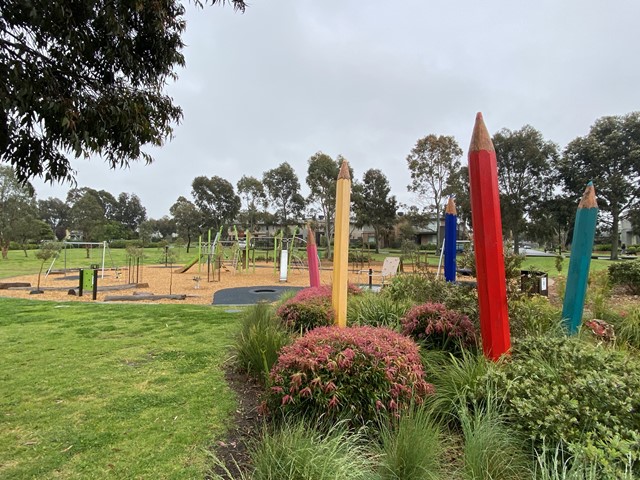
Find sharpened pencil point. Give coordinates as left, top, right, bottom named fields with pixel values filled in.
left=469, top=112, right=495, bottom=153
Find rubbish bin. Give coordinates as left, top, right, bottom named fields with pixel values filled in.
left=520, top=270, right=548, bottom=296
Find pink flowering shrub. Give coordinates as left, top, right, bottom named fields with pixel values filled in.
left=276, top=284, right=363, bottom=332
left=401, top=302, right=476, bottom=353
left=264, top=326, right=434, bottom=426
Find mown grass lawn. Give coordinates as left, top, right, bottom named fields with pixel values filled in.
left=0, top=298, right=241, bottom=479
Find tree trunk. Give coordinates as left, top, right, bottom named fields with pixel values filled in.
left=186, top=235, right=191, bottom=254
left=611, top=209, right=620, bottom=260
left=1, top=244, right=8, bottom=259
left=513, top=230, right=520, bottom=255
left=374, top=226, right=380, bottom=254
left=36, top=262, right=44, bottom=291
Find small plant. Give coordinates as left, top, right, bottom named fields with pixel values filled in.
left=401, top=303, right=476, bottom=354
left=234, top=303, right=292, bottom=384
left=376, top=405, right=446, bottom=480
left=460, top=401, right=532, bottom=480
left=264, top=326, right=434, bottom=426
left=33, top=242, right=61, bottom=294
left=608, top=260, right=640, bottom=294
left=586, top=270, right=612, bottom=319
left=508, top=296, right=563, bottom=339
left=347, top=291, right=412, bottom=329
left=213, top=421, right=377, bottom=480
left=608, top=306, right=640, bottom=350
left=486, top=335, right=640, bottom=477
left=555, top=254, right=564, bottom=273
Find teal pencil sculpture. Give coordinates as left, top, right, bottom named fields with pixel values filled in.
left=562, top=182, right=598, bottom=334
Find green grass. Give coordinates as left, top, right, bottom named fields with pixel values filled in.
left=0, top=246, right=195, bottom=279
left=0, top=298, right=240, bottom=479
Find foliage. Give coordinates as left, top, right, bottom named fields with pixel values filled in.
left=421, top=350, right=492, bottom=424
left=264, top=326, right=434, bottom=426
left=460, top=401, right=533, bottom=480
left=0, top=166, right=37, bottom=258
left=276, top=287, right=335, bottom=332
left=0, top=0, right=246, bottom=183
left=69, top=190, right=105, bottom=242
left=112, top=192, right=147, bottom=234
left=262, top=162, right=306, bottom=225
left=559, top=112, right=640, bottom=259
left=352, top=169, right=398, bottom=254
left=487, top=335, right=640, bottom=477
left=586, top=270, right=612, bottom=319
left=400, top=302, right=477, bottom=354
left=237, top=175, right=267, bottom=232
left=347, top=291, right=412, bottom=329
left=231, top=421, right=376, bottom=480
left=234, top=303, right=291, bottom=384
left=305, top=152, right=343, bottom=259
left=608, top=260, right=640, bottom=295
left=170, top=196, right=202, bottom=252
left=406, top=134, right=462, bottom=248
left=493, top=125, right=558, bottom=254
left=191, top=175, right=241, bottom=231
left=385, top=274, right=479, bottom=324
left=508, top=296, right=563, bottom=339
left=34, top=242, right=62, bottom=292
left=376, top=405, right=446, bottom=480
left=608, top=306, right=640, bottom=350
left=38, top=197, right=71, bottom=233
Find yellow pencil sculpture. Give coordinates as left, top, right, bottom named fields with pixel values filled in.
left=332, top=160, right=351, bottom=327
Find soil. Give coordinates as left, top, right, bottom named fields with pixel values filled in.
left=0, top=261, right=376, bottom=305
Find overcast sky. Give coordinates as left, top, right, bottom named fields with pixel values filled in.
left=33, top=0, right=640, bottom=218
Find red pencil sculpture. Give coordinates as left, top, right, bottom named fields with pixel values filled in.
left=468, top=112, right=511, bottom=360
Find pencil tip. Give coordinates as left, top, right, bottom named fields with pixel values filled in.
left=579, top=182, right=598, bottom=209
left=469, top=112, right=494, bottom=153
left=338, top=160, right=351, bottom=180
left=445, top=196, right=457, bottom=215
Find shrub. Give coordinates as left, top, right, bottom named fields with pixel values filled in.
left=234, top=303, right=292, bottom=384
left=609, top=306, right=640, bottom=350
left=276, top=285, right=362, bottom=333
left=347, top=291, right=412, bottom=329
left=376, top=405, right=445, bottom=480
left=508, top=296, right=563, bottom=339
left=247, top=422, right=376, bottom=480
left=401, top=303, right=477, bottom=354
left=385, top=274, right=479, bottom=324
left=487, top=335, right=640, bottom=478
left=264, top=326, right=434, bottom=426
left=608, top=260, right=640, bottom=294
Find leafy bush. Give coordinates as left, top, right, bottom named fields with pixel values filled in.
left=508, top=296, right=563, bottom=339
left=234, top=303, right=292, bottom=384
left=376, top=405, right=445, bottom=480
left=609, top=306, right=640, bottom=350
left=608, top=260, right=640, bottom=294
left=385, top=274, right=479, bottom=323
left=347, top=291, right=412, bottom=329
left=487, top=335, right=640, bottom=478
left=276, top=285, right=362, bottom=333
left=401, top=303, right=477, bottom=354
left=264, top=326, right=434, bottom=426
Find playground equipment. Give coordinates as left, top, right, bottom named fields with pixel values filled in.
left=45, top=241, right=116, bottom=278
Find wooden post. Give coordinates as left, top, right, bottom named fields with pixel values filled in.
left=468, top=112, right=511, bottom=360
left=332, top=160, right=351, bottom=328
left=444, top=196, right=457, bottom=283
left=307, top=225, right=321, bottom=288
left=562, top=182, right=598, bottom=334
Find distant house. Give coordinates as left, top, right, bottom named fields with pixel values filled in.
left=620, top=218, right=639, bottom=246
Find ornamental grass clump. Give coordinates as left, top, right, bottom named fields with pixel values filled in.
left=401, top=302, right=476, bottom=354
left=264, top=326, right=434, bottom=426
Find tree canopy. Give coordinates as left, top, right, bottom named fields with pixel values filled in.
left=191, top=175, right=240, bottom=232
left=0, top=0, right=246, bottom=183
left=263, top=162, right=305, bottom=226
left=353, top=169, right=397, bottom=253
left=559, top=112, right=640, bottom=259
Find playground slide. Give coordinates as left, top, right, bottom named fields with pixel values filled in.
left=178, top=255, right=200, bottom=273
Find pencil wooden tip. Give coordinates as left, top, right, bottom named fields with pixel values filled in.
left=469, top=112, right=495, bottom=153
left=445, top=196, right=457, bottom=215
left=338, top=160, right=351, bottom=180
left=307, top=225, right=316, bottom=246
left=578, top=182, right=598, bottom=209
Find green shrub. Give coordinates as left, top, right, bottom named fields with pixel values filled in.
left=229, top=421, right=377, bottom=480
left=508, top=296, right=563, bottom=339
left=401, top=303, right=477, bottom=354
left=608, top=260, right=640, bottom=295
left=377, top=405, right=446, bottom=480
left=234, top=303, right=292, bottom=384
left=609, top=306, right=640, bottom=350
left=487, top=335, right=640, bottom=478
left=586, top=270, right=612, bottom=318
left=264, top=326, right=434, bottom=427
left=347, top=291, right=412, bottom=329
left=460, top=401, right=532, bottom=480
left=276, top=300, right=334, bottom=332
left=384, top=274, right=479, bottom=324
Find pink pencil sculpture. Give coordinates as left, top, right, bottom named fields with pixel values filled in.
left=307, top=225, right=321, bottom=288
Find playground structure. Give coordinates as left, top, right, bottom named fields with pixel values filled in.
left=178, top=227, right=311, bottom=283
left=45, top=241, right=116, bottom=278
